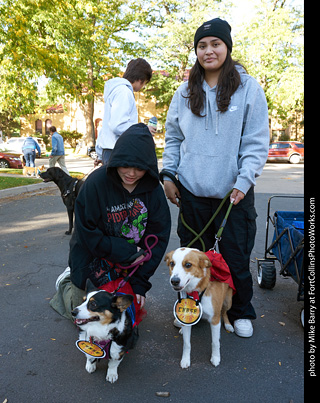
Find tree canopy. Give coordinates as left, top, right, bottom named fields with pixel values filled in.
left=0, top=0, right=304, bottom=140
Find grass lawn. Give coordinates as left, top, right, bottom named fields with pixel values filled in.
left=0, top=176, right=43, bottom=190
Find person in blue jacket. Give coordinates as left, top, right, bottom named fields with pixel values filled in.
left=22, top=137, right=41, bottom=167
left=49, top=126, right=69, bottom=174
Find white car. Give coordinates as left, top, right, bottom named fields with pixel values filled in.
left=2, top=137, right=46, bottom=154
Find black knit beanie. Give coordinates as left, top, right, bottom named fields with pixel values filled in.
left=194, top=18, right=232, bottom=54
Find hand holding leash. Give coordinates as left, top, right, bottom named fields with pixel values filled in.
left=113, top=235, right=159, bottom=294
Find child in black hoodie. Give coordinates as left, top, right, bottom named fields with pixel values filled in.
left=50, top=123, right=171, bottom=320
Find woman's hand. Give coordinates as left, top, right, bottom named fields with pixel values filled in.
left=230, top=188, right=245, bottom=205
left=164, top=180, right=181, bottom=207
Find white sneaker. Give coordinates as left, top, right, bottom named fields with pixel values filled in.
left=55, top=267, right=71, bottom=291
left=234, top=319, right=253, bottom=338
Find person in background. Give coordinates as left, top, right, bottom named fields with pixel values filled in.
left=94, top=58, right=156, bottom=166
left=49, top=126, right=69, bottom=174
left=22, top=136, right=41, bottom=167
left=162, top=18, right=270, bottom=338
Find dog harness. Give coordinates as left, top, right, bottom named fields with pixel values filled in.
left=62, top=179, right=78, bottom=199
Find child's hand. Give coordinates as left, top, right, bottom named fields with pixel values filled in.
left=136, top=294, right=145, bottom=308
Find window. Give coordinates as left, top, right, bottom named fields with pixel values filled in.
left=35, top=119, right=42, bottom=134
left=45, top=119, right=52, bottom=135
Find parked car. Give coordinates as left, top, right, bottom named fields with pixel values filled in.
left=0, top=151, right=23, bottom=169
left=267, top=141, right=304, bottom=164
left=3, top=137, right=46, bottom=154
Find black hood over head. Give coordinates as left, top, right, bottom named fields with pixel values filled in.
left=107, top=123, right=159, bottom=191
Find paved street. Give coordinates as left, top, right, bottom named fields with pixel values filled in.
left=0, top=160, right=304, bottom=403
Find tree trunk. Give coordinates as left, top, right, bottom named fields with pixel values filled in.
left=83, top=98, right=95, bottom=147
left=82, top=60, right=95, bottom=147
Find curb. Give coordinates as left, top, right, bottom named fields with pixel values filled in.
left=0, top=181, right=56, bottom=198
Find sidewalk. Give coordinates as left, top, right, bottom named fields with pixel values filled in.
left=0, top=172, right=56, bottom=198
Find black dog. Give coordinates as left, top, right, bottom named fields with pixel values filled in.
left=40, top=167, right=84, bottom=235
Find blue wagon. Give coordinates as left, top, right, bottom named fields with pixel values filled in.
left=256, top=196, right=304, bottom=323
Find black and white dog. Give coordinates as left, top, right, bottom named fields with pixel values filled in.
left=40, top=167, right=84, bottom=235
left=72, top=280, right=138, bottom=383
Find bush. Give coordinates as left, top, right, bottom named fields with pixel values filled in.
left=59, top=130, right=83, bottom=148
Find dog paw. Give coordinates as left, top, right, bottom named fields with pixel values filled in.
left=224, top=323, right=234, bottom=333
left=65, top=230, right=72, bottom=235
left=106, top=370, right=118, bottom=383
left=180, top=358, right=190, bottom=369
left=210, top=355, right=220, bottom=367
left=85, top=361, right=96, bottom=373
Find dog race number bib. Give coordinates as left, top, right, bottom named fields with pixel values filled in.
left=76, top=340, right=106, bottom=359
left=174, top=297, right=203, bottom=326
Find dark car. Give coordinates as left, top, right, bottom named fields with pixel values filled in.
left=267, top=141, right=304, bottom=164
left=87, top=146, right=97, bottom=159
left=0, top=151, right=23, bottom=168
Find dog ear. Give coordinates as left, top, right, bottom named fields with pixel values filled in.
left=164, top=251, right=174, bottom=264
left=85, top=278, right=98, bottom=294
left=112, top=295, right=134, bottom=312
left=198, top=254, right=212, bottom=269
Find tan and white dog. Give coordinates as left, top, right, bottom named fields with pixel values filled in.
left=165, top=247, right=234, bottom=368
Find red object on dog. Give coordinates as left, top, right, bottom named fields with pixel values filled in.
left=99, top=279, right=147, bottom=326
left=205, top=250, right=236, bottom=294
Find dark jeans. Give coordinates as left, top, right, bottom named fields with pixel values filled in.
left=177, top=185, right=257, bottom=323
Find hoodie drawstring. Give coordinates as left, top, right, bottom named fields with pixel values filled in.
left=204, top=85, right=219, bottom=135
left=205, top=87, right=209, bottom=131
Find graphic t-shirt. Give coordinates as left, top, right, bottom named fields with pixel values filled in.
left=106, top=198, right=148, bottom=244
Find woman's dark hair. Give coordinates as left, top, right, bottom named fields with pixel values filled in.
left=186, top=50, right=246, bottom=116
left=123, top=58, right=153, bottom=84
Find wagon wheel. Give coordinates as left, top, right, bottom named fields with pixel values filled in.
left=257, top=260, right=276, bottom=289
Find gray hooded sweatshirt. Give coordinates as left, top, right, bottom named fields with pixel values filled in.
left=163, top=69, right=270, bottom=198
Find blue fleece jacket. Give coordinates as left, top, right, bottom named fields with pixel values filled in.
left=50, top=132, right=65, bottom=156
left=163, top=69, right=270, bottom=198
left=22, top=137, right=41, bottom=155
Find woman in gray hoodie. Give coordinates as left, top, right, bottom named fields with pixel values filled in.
left=162, top=18, right=270, bottom=338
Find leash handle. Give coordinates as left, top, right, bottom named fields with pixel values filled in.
left=159, top=169, right=181, bottom=190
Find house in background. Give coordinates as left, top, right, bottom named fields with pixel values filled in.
left=20, top=91, right=165, bottom=148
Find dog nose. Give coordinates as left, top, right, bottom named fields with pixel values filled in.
left=71, top=308, right=79, bottom=317
left=171, top=276, right=180, bottom=287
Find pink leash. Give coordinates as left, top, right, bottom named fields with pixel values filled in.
left=112, top=234, right=158, bottom=294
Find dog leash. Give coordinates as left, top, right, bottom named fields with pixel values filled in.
left=112, top=234, right=159, bottom=294
left=160, top=169, right=233, bottom=252
left=182, top=191, right=234, bottom=251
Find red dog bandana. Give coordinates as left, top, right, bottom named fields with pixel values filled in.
left=205, top=250, right=236, bottom=294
